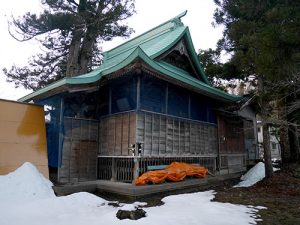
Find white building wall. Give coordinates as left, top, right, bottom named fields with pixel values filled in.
left=257, top=121, right=281, bottom=160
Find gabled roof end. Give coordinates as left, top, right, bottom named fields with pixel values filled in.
left=103, top=10, right=188, bottom=61
left=169, top=10, right=187, bottom=28
left=173, top=10, right=187, bottom=20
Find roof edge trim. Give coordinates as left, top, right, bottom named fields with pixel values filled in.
left=18, top=79, right=67, bottom=102
left=183, top=28, right=210, bottom=84
left=103, top=10, right=188, bottom=60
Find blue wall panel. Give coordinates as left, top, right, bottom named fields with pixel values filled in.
left=111, top=76, right=137, bottom=113
left=37, top=95, right=62, bottom=167
left=140, top=76, right=166, bottom=113
left=167, top=84, right=189, bottom=118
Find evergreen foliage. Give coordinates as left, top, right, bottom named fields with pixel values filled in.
left=198, top=48, right=244, bottom=83
left=210, top=0, right=300, bottom=173
left=3, top=0, right=135, bottom=90
left=213, top=0, right=300, bottom=82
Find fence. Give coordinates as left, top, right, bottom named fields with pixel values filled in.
left=98, top=155, right=217, bottom=182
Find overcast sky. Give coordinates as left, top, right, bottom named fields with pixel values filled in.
left=0, top=0, right=223, bottom=100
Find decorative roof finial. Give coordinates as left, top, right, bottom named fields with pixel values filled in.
left=171, top=10, right=187, bottom=28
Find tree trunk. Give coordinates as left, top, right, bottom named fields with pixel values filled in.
left=78, top=28, right=97, bottom=75
left=279, top=125, right=290, bottom=163
left=66, top=0, right=87, bottom=77
left=289, top=125, right=300, bottom=162
left=66, top=27, right=82, bottom=77
left=258, top=76, right=274, bottom=178
left=77, top=1, right=108, bottom=75
left=277, top=98, right=291, bottom=163
left=262, top=122, right=274, bottom=177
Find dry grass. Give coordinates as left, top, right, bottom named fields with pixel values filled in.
left=214, top=163, right=300, bottom=225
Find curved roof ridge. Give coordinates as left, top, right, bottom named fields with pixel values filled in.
left=103, top=10, right=188, bottom=60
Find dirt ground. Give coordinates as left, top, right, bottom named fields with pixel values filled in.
left=99, top=163, right=300, bottom=224
left=214, top=163, right=300, bottom=225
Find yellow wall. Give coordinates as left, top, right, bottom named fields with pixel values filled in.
left=0, top=99, right=49, bottom=178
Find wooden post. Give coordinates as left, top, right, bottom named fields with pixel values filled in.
left=108, top=84, right=112, bottom=115
left=133, top=157, right=139, bottom=183
left=165, top=83, right=168, bottom=113
left=57, top=97, right=64, bottom=183
left=133, top=143, right=140, bottom=183
left=111, top=158, right=117, bottom=182
left=136, top=75, right=141, bottom=110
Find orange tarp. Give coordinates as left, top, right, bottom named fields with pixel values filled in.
left=135, top=162, right=208, bottom=185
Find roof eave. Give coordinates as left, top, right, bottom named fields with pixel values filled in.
left=183, top=28, right=210, bottom=84
left=128, top=49, right=240, bottom=103
left=18, top=79, right=67, bottom=102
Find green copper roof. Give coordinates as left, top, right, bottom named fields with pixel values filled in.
left=19, top=10, right=239, bottom=103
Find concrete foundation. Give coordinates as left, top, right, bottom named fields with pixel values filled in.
left=53, top=173, right=242, bottom=199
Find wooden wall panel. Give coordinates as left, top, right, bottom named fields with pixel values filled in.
left=99, top=118, right=109, bottom=155
left=114, top=116, right=122, bottom=155
left=121, top=114, right=129, bottom=155
left=59, top=118, right=98, bottom=183
left=217, top=115, right=245, bottom=154
left=190, top=123, right=197, bottom=154
left=98, top=112, right=136, bottom=156
left=129, top=112, right=136, bottom=147
left=137, top=111, right=217, bottom=156
left=136, top=112, right=145, bottom=144
left=152, top=114, right=160, bottom=155
left=166, top=119, right=173, bottom=155
left=108, top=118, right=116, bottom=155
left=159, top=116, right=167, bottom=155
left=99, top=110, right=219, bottom=156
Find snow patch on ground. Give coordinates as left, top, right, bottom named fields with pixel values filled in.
left=143, top=191, right=259, bottom=225
left=0, top=162, right=55, bottom=205
left=0, top=162, right=263, bottom=225
left=121, top=201, right=148, bottom=211
left=235, top=162, right=279, bottom=187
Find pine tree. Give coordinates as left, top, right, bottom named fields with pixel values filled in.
left=3, top=0, right=135, bottom=90
left=212, top=0, right=300, bottom=176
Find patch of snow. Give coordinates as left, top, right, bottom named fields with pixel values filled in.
left=0, top=162, right=55, bottom=206
left=121, top=201, right=147, bottom=210
left=0, top=162, right=264, bottom=225
left=254, top=206, right=267, bottom=210
left=234, top=162, right=279, bottom=187
left=247, top=205, right=267, bottom=212
left=143, top=191, right=259, bottom=225
left=0, top=192, right=110, bottom=225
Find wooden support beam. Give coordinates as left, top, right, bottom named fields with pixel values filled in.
left=111, top=157, right=117, bottom=182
